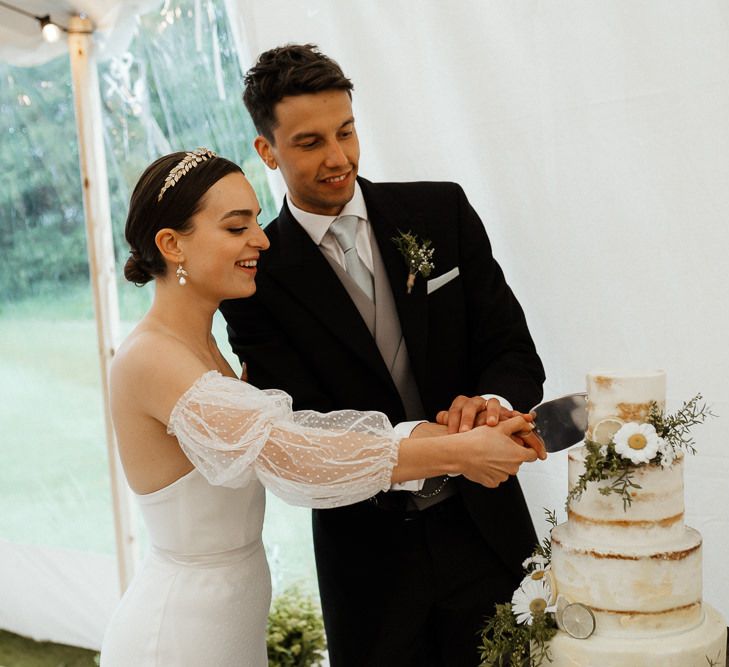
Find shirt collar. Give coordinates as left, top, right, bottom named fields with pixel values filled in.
left=286, top=181, right=368, bottom=246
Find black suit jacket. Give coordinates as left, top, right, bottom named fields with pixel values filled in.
left=220, top=177, right=545, bottom=578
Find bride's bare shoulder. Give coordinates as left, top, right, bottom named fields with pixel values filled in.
left=110, top=323, right=212, bottom=426
left=111, top=325, right=203, bottom=396
left=116, top=326, right=182, bottom=370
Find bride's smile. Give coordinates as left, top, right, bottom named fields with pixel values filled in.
left=167, top=171, right=269, bottom=301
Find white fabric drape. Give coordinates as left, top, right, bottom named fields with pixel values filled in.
left=224, top=0, right=729, bottom=619
left=0, top=1, right=161, bottom=66
left=0, top=540, right=119, bottom=651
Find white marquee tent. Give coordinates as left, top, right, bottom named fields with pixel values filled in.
left=2, top=0, right=728, bottom=652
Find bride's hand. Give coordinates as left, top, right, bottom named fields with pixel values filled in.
left=511, top=424, right=547, bottom=461
left=454, top=416, right=541, bottom=488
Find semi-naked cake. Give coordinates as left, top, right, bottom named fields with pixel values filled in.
left=548, top=370, right=727, bottom=666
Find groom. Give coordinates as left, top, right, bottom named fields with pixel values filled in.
left=220, top=44, right=545, bottom=667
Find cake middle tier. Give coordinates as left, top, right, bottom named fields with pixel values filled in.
left=567, top=446, right=685, bottom=547
left=551, top=523, right=703, bottom=637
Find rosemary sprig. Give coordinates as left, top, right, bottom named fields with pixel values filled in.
left=530, top=509, right=558, bottom=564
left=567, top=394, right=714, bottom=512
left=480, top=509, right=559, bottom=666
left=706, top=650, right=723, bottom=666
left=649, top=393, right=714, bottom=457
left=479, top=603, right=557, bottom=667
left=565, top=439, right=641, bottom=511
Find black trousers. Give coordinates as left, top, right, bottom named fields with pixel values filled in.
left=313, top=493, right=521, bottom=667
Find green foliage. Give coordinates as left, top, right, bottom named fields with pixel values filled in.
left=479, top=603, right=557, bottom=667
left=530, top=508, right=557, bottom=564
left=566, top=395, right=714, bottom=511
left=1, top=0, right=274, bottom=304
left=480, top=508, right=559, bottom=667
left=0, top=54, right=87, bottom=301
left=649, top=393, right=714, bottom=456
left=392, top=230, right=435, bottom=278
left=706, top=650, right=723, bottom=665
left=565, top=438, right=643, bottom=511
left=266, top=588, right=327, bottom=667
left=1, top=222, right=90, bottom=299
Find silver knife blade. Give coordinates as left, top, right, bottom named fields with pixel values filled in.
left=530, top=392, right=587, bottom=453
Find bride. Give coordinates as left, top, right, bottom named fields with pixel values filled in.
left=100, top=148, right=544, bottom=666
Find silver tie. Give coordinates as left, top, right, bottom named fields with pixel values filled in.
left=329, top=215, right=375, bottom=301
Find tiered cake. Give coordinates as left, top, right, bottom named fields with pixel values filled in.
left=548, top=370, right=726, bottom=666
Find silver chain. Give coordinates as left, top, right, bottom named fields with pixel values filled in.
left=411, top=475, right=450, bottom=498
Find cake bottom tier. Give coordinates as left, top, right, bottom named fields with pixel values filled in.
left=544, top=603, right=726, bottom=667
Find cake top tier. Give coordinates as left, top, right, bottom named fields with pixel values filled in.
left=586, top=370, right=666, bottom=443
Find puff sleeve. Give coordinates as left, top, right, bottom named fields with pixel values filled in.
left=167, top=371, right=400, bottom=508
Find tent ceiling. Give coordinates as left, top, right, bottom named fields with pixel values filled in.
left=0, top=0, right=160, bottom=66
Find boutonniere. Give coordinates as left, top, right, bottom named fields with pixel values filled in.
left=392, top=230, right=435, bottom=294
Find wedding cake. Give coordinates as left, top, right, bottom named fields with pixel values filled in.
left=547, top=370, right=727, bottom=666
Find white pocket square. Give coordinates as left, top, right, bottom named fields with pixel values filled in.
left=427, top=266, right=460, bottom=294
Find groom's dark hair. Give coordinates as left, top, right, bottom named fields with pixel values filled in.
left=243, top=43, right=353, bottom=142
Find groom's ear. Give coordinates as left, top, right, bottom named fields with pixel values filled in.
left=155, top=228, right=184, bottom=264
left=254, top=135, right=277, bottom=170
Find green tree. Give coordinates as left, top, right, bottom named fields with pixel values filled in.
left=0, top=0, right=273, bottom=305
left=0, top=55, right=88, bottom=301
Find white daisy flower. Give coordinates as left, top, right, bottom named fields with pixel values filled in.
left=613, top=422, right=661, bottom=464
left=511, top=575, right=555, bottom=626
left=522, top=554, right=549, bottom=570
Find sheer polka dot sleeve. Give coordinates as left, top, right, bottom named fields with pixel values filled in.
left=167, top=371, right=400, bottom=508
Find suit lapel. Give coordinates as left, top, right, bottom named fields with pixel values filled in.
left=361, top=179, right=430, bottom=395
left=264, top=204, right=396, bottom=390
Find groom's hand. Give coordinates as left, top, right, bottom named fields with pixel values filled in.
left=436, top=395, right=532, bottom=434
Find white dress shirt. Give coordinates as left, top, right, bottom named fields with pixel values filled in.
left=287, top=182, right=374, bottom=272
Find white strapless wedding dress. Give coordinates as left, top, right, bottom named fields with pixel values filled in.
left=101, top=469, right=270, bottom=666
left=101, top=371, right=401, bottom=667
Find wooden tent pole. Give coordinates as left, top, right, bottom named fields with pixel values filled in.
left=67, top=15, right=136, bottom=595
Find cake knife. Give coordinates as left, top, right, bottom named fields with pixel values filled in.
left=529, top=392, right=587, bottom=453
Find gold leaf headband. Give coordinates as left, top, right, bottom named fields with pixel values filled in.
left=157, top=147, right=217, bottom=202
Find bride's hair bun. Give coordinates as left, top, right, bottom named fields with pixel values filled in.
left=124, top=249, right=153, bottom=285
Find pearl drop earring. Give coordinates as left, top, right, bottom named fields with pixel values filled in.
left=176, top=264, right=188, bottom=286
